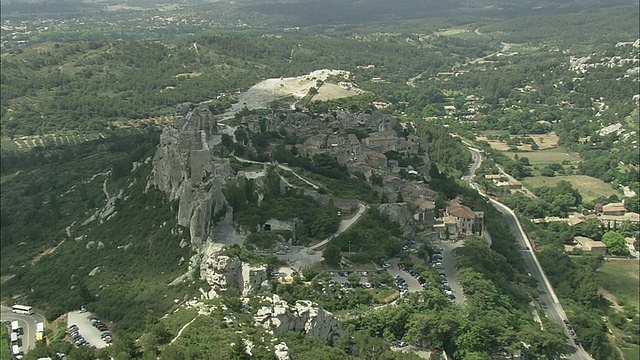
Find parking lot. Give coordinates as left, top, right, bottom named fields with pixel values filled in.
left=437, top=240, right=466, bottom=304
left=67, top=311, right=110, bottom=349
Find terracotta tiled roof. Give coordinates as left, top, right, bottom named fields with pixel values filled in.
left=447, top=204, right=476, bottom=219
left=603, top=203, right=626, bottom=213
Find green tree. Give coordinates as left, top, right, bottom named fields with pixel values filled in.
left=539, top=167, right=555, bottom=177
left=347, top=273, right=361, bottom=288
left=601, top=231, right=629, bottom=255
left=110, top=333, right=139, bottom=360
left=234, top=128, right=248, bottom=145
left=68, top=346, right=96, bottom=360
left=302, top=268, right=319, bottom=281
left=323, top=244, right=341, bottom=266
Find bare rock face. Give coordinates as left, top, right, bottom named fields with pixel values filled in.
left=254, top=295, right=342, bottom=343
left=378, top=203, right=415, bottom=238
left=149, top=103, right=232, bottom=251
left=274, top=342, right=290, bottom=360
left=201, top=244, right=269, bottom=296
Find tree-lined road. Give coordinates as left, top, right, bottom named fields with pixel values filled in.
left=464, top=146, right=593, bottom=360
left=490, top=200, right=592, bottom=360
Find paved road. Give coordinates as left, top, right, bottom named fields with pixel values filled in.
left=461, top=146, right=483, bottom=182
left=490, top=200, right=592, bottom=360
left=0, top=306, right=44, bottom=353
left=464, top=146, right=593, bottom=360
left=310, top=203, right=367, bottom=251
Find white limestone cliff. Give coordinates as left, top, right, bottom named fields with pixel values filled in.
left=254, top=295, right=342, bottom=343
left=200, top=244, right=270, bottom=297
left=148, top=103, right=232, bottom=251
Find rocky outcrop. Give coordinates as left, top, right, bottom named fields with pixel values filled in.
left=200, top=244, right=270, bottom=297
left=254, top=295, right=342, bottom=343
left=274, top=342, right=291, bottom=360
left=149, top=103, right=232, bottom=251
left=378, top=203, right=415, bottom=238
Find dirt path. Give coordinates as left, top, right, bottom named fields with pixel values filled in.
left=171, top=314, right=200, bottom=344
left=31, top=240, right=66, bottom=265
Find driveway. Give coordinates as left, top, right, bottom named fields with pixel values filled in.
left=67, top=311, right=109, bottom=349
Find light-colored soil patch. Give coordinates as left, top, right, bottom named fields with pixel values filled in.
left=0, top=275, right=15, bottom=284
left=434, top=28, right=469, bottom=36
left=476, top=132, right=560, bottom=151
left=529, top=132, right=560, bottom=149
left=476, top=136, right=512, bottom=150
left=522, top=175, right=621, bottom=202
left=312, top=83, right=364, bottom=101
left=175, top=72, right=202, bottom=78
left=598, top=287, right=625, bottom=312
left=30, top=241, right=65, bottom=265
left=106, top=4, right=146, bottom=11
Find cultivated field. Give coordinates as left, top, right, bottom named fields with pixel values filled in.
left=522, top=175, right=621, bottom=202
left=598, top=259, right=639, bottom=311
left=504, top=147, right=582, bottom=165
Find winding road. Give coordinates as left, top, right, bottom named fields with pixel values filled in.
left=0, top=306, right=44, bottom=354
left=232, top=155, right=368, bottom=261
left=465, top=147, right=593, bottom=360
left=310, top=202, right=367, bottom=251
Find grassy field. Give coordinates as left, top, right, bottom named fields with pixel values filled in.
left=476, top=132, right=563, bottom=152
left=523, top=175, right=622, bottom=202
left=505, top=147, right=582, bottom=165
left=620, top=344, right=640, bottom=360
left=598, top=260, right=640, bottom=311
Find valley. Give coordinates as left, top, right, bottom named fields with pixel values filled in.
left=0, top=1, right=638, bottom=360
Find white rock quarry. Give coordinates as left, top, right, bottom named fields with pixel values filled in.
left=254, top=295, right=342, bottom=343
left=221, top=69, right=353, bottom=119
